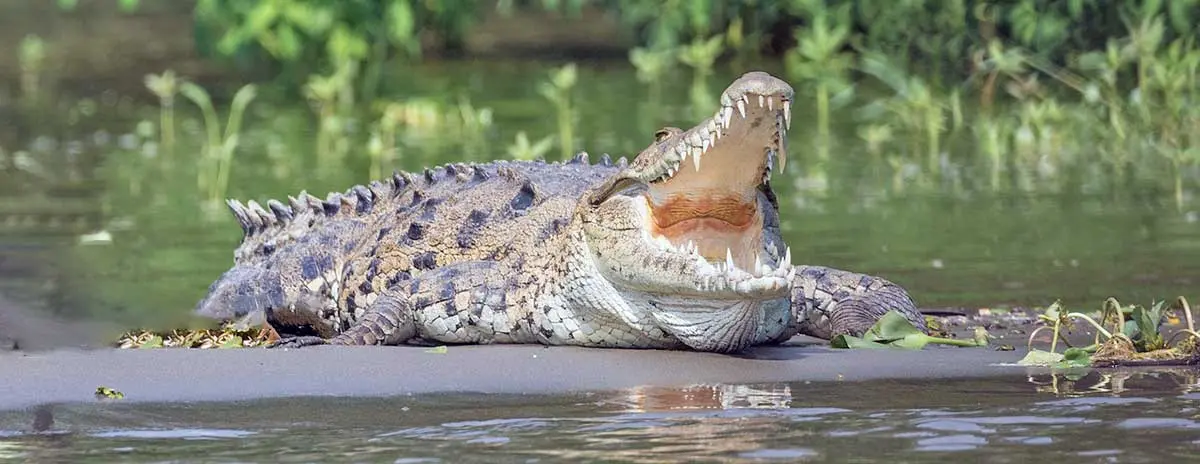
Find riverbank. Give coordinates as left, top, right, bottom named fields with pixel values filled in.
left=0, top=342, right=1026, bottom=412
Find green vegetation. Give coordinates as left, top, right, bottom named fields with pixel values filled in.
left=831, top=310, right=990, bottom=349
left=116, top=321, right=274, bottom=349
left=1019, top=297, right=1200, bottom=369
left=154, top=0, right=1200, bottom=208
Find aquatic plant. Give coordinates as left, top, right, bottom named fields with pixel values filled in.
left=18, top=35, right=45, bottom=104
left=785, top=3, right=853, bottom=162
left=179, top=81, right=258, bottom=206
left=506, top=131, right=554, bottom=161
left=629, top=46, right=677, bottom=104
left=858, top=52, right=947, bottom=179
left=305, top=61, right=358, bottom=161
left=831, top=310, right=989, bottom=350
left=144, top=70, right=179, bottom=156
left=538, top=63, right=578, bottom=160
left=56, top=0, right=140, bottom=12
left=1020, top=297, right=1200, bottom=368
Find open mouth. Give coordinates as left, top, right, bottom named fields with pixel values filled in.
left=641, top=72, right=793, bottom=276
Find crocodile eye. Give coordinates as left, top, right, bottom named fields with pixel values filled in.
left=654, top=128, right=672, bottom=142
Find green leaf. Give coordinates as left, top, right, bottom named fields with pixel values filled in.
left=425, top=345, right=448, bottom=354
left=118, top=0, right=139, bottom=13
left=274, top=24, right=302, bottom=60
left=138, top=334, right=163, bottom=349
left=179, top=82, right=214, bottom=111
left=831, top=334, right=891, bottom=349
left=865, top=310, right=925, bottom=341
left=95, top=386, right=125, bottom=399
left=387, top=0, right=416, bottom=45
left=219, top=335, right=244, bottom=349
left=1017, top=349, right=1064, bottom=366
left=1017, top=348, right=1092, bottom=368
left=1060, top=347, right=1092, bottom=368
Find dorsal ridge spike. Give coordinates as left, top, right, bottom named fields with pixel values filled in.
left=226, top=199, right=253, bottom=235
left=599, top=153, right=612, bottom=166
left=246, top=200, right=275, bottom=227
left=267, top=199, right=293, bottom=222
left=569, top=151, right=589, bottom=164
left=472, top=164, right=491, bottom=181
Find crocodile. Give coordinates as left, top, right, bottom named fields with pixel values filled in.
left=194, top=71, right=927, bottom=353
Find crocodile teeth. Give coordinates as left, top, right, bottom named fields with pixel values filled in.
left=783, top=100, right=792, bottom=129
left=736, top=98, right=747, bottom=118
left=759, top=95, right=765, bottom=107
left=767, top=96, right=773, bottom=111
left=692, top=147, right=703, bottom=172
left=725, top=248, right=735, bottom=270
left=722, top=106, right=733, bottom=129
left=783, top=246, right=792, bottom=265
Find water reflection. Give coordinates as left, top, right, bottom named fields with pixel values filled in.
left=3, top=370, right=1199, bottom=461
left=1027, top=367, right=1200, bottom=396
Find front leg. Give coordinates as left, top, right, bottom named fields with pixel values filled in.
left=788, top=265, right=927, bottom=340
left=274, top=261, right=509, bottom=348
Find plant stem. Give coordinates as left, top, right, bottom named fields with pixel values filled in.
left=160, top=101, right=174, bottom=157
left=1066, top=312, right=1114, bottom=339
left=925, top=336, right=987, bottom=348
left=816, top=81, right=830, bottom=161
left=557, top=100, right=573, bottom=159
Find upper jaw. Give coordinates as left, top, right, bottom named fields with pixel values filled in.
left=646, top=72, right=794, bottom=185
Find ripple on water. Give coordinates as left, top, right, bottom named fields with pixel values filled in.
left=89, top=429, right=256, bottom=440
left=914, top=419, right=995, bottom=434
left=1003, top=436, right=1054, bottom=445
left=1115, top=418, right=1200, bottom=430
left=915, top=434, right=988, bottom=452
left=737, top=448, right=819, bottom=460
left=946, top=415, right=1093, bottom=425
left=1035, top=396, right=1158, bottom=412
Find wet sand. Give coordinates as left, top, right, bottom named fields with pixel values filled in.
left=0, top=342, right=1026, bottom=411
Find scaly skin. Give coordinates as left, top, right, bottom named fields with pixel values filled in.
left=194, top=71, right=927, bottom=353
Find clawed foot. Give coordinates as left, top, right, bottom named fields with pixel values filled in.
left=266, top=335, right=329, bottom=349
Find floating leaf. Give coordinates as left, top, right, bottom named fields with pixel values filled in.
left=95, top=386, right=124, bottom=400
left=425, top=345, right=448, bottom=354
left=831, top=310, right=987, bottom=350
left=1018, top=349, right=1064, bottom=366
left=1017, top=348, right=1091, bottom=368
left=219, top=335, right=245, bottom=349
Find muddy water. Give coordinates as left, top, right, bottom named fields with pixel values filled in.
left=1, top=372, right=1198, bottom=462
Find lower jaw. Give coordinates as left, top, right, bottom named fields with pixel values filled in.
left=647, top=295, right=792, bottom=353
left=650, top=217, right=765, bottom=270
